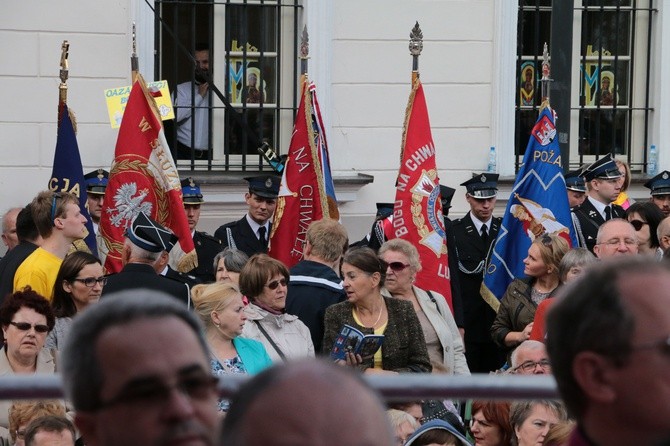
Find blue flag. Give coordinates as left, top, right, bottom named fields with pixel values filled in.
left=49, top=104, right=98, bottom=256
left=481, top=106, right=576, bottom=309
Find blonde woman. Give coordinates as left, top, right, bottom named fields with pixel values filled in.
left=191, top=282, right=272, bottom=411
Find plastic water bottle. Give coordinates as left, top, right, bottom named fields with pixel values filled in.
left=487, top=146, right=497, bottom=173
left=649, top=144, right=658, bottom=176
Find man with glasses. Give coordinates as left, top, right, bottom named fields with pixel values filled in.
left=14, top=191, right=87, bottom=299
left=571, top=154, right=626, bottom=253
left=592, top=219, right=639, bottom=259
left=61, top=290, right=220, bottom=446
left=102, top=212, right=190, bottom=306
left=547, top=257, right=670, bottom=446
left=452, top=173, right=503, bottom=373
left=510, top=340, right=551, bottom=375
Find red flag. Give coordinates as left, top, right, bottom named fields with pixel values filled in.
left=98, top=75, right=196, bottom=273
left=268, top=81, right=330, bottom=268
left=388, top=79, right=453, bottom=310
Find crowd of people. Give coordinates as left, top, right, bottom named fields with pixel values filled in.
left=0, top=151, right=669, bottom=445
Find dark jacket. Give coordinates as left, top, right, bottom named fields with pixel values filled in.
left=186, top=231, right=221, bottom=283
left=214, top=216, right=269, bottom=258
left=572, top=198, right=626, bottom=253
left=322, top=296, right=432, bottom=373
left=286, top=260, right=346, bottom=353
left=0, top=241, right=38, bottom=304
left=102, top=263, right=190, bottom=306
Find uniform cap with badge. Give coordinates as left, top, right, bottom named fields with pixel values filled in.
left=564, top=168, right=587, bottom=193
left=644, top=170, right=670, bottom=196
left=181, top=177, right=205, bottom=204
left=581, top=154, right=622, bottom=182
left=84, top=169, right=109, bottom=195
left=245, top=175, right=281, bottom=199
left=375, top=203, right=395, bottom=221
left=125, top=212, right=179, bottom=253
left=460, top=173, right=499, bottom=199
left=439, top=185, right=456, bottom=210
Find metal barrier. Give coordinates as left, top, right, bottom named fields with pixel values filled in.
left=0, top=374, right=559, bottom=402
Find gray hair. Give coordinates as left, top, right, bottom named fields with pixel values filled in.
left=557, top=248, right=596, bottom=283
left=125, top=238, right=161, bottom=262
left=378, top=238, right=422, bottom=273
left=595, top=218, right=637, bottom=244
left=1, top=207, right=21, bottom=233
left=60, top=290, right=208, bottom=412
left=212, top=247, right=249, bottom=274
left=510, top=340, right=546, bottom=369
left=509, top=401, right=567, bottom=445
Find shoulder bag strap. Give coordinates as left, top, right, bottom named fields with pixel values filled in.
left=253, top=320, right=287, bottom=361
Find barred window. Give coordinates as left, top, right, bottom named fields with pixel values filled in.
left=515, top=0, right=655, bottom=172
left=155, top=0, right=301, bottom=171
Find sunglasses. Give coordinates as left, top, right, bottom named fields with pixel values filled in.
left=73, top=277, right=108, bottom=287
left=629, top=219, right=648, bottom=231
left=265, top=278, right=287, bottom=290
left=9, top=321, right=49, bottom=333
left=387, top=261, right=410, bottom=272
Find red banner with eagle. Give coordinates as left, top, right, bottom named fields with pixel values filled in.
left=98, top=75, right=196, bottom=273
left=386, top=79, right=453, bottom=310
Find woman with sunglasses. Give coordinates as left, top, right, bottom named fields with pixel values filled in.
left=323, top=247, right=431, bottom=374
left=378, top=238, right=469, bottom=376
left=239, top=254, right=314, bottom=362
left=46, top=251, right=105, bottom=350
left=626, top=201, right=665, bottom=257
left=490, top=234, right=569, bottom=363
left=0, top=288, right=56, bottom=429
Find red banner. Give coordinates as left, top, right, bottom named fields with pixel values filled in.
left=98, top=75, right=196, bottom=273
left=388, top=79, right=453, bottom=310
left=268, top=81, right=330, bottom=268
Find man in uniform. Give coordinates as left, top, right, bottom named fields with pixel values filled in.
left=102, top=212, right=190, bottom=306
left=452, top=173, right=503, bottom=373
left=179, top=177, right=220, bottom=282
left=571, top=154, right=625, bottom=253
left=564, top=169, right=586, bottom=210
left=644, top=170, right=670, bottom=217
left=84, top=169, right=109, bottom=235
left=214, top=175, right=280, bottom=258
left=440, top=185, right=464, bottom=339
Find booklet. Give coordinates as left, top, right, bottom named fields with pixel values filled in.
left=330, top=324, right=384, bottom=361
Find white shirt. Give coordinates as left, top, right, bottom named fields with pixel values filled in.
left=173, top=81, right=210, bottom=151
left=588, top=196, right=609, bottom=220
left=470, top=213, right=491, bottom=236
left=245, top=214, right=270, bottom=241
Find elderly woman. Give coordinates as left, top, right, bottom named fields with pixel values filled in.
left=213, top=247, right=249, bottom=285
left=239, top=254, right=314, bottom=361
left=509, top=401, right=567, bottom=446
left=46, top=252, right=105, bottom=350
left=0, top=288, right=56, bottom=429
left=469, top=401, right=512, bottom=446
left=191, top=281, right=271, bottom=411
left=530, top=247, right=596, bottom=342
left=378, top=239, right=468, bottom=375
left=491, top=234, right=569, bottom=361
left=626, top=201, right=665, bottom=257
left=323, top=247, right=431, bottom=374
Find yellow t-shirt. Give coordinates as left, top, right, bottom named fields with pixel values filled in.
left=352, top=310, right=387, bottom=369
left=13, top=248, right=62, bottom=301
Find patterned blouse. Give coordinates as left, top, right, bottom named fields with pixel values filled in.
left=211, top=356, right=247, bottom=412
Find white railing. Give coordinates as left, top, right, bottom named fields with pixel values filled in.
left=0, top=374, right=559, bottom=401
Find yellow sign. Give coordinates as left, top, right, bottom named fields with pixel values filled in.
left=104, top=80, right=174, bottom=128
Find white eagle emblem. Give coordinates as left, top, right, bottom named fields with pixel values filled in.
left=107, top=183, right=153, bottom=228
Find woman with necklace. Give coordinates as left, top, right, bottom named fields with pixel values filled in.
left=323, top=247, right=431, bottom=374
left=490, top=234, right=569, bottom=363
left=191, top=281, right=272, bottom=412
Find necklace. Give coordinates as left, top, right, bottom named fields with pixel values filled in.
left=355, top=297, right=384, bottom=329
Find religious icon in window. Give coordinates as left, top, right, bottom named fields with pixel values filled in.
left=520, top=61, right=535, bottom=107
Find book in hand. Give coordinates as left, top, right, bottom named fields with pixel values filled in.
left=330, top=324, right=384, bottom=361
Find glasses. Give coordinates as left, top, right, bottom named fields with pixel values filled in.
left=72, top=277, right=108, bottom=287
left=9, top=321, right=49, bottom=333
left=540, top=234, right=555, bottom=253
left=99, top=373, right=219, bottom=410
left=387, top=261, right=410, bottom=272
left=265, top=278, right=287, bottom=290
left=15, top=429, right=25, bottom=440
left=600, top=238, right=638, bottom=248
left=513, top=359, right=551, bottom=373
left=631, top=336, right=670, bottom=356
left=50, top=192, right=63, bottom=224
left=629, top=220, right=648, bottom=231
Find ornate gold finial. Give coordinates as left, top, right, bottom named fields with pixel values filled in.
left=59, top=41, right=69, bottom=86
left=300, top=25, right=309, bottom=60
left=409, top=22, right=423, bottom=57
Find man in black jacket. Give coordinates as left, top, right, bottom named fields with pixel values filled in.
left=102, top=212, right=190, bottom=307
left=0, top=205, right=40, bottom=303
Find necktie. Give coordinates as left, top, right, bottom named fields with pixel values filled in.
left=258, top=226, right=267, bottom=249
left=480, top=224, right=488, bottom=242
left=605, top=206, right=612, bottom=221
